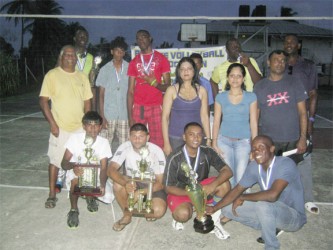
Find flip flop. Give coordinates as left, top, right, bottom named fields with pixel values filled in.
left=112, top=217, right=131, bottom=232
left=305, top=202, right=320, bottom=214
left=45, top=197, right=58, bottom=209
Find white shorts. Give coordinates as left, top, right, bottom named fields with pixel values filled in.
left=47, top=128, right=83, bottom=168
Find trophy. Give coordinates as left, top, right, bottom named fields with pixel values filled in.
left=181, top=162, right=214, bottom=234
left=126, top=146, right=155, bottom=217
left=73, top=135, right=102, bottom=196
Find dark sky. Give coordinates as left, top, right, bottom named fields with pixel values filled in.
left=1, top=0, right=332, bottom=52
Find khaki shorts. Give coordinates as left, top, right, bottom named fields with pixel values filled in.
left=47, top=128, right=83, bottom=168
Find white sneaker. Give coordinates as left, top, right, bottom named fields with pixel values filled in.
left=172, top=219, right=184, bottom=230
left=210, top=225, right=230, bottom=240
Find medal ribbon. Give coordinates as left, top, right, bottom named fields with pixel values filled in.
left=114, top=61, right=124, bottom=83
left=77, top=56, right=86, bottom=71
left=140, top=50, right=154, bottom=74
left=258, top=156, right=276, bottom=190
left=183, top=145, right=200, bottom=173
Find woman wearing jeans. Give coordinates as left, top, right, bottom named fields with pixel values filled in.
left=212, top=63, right=258, bottom=187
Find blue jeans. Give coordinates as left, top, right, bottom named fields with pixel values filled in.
left=222, top=201, right=306, bottom=250
left=217, top=135, right=251, bottom=187
left=298, top=154, right=314, bottom=202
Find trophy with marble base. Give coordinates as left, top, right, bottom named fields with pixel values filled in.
left=126, top=147, right=155, bottom=217
left=73, top=135, right=102, bottom=196
left=181, top=162, right=214, bottom=234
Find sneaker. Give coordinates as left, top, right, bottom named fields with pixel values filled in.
left=67, top=209, right=79, bottom=228
left=172, top=219, right=184, bottom=230
left=257, top=229, right=284, bottom=244
left=210, top=225, right=230, bottom=240
left=86, top=197, right=99, bottom=213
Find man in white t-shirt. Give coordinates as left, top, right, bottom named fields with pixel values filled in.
left=108, top=123, right=167, bottom=231
left=61, top=111, right=112, bottom=228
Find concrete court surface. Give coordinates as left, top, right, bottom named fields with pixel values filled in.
left=0, top=89, right=332, bottom=250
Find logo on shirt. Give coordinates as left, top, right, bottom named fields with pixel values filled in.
left=266, top=92, right=290, bottom=106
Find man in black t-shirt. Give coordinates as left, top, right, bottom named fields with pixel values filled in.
left=163, top=122, right=232, bottom=238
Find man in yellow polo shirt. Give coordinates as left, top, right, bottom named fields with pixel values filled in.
left=210, top=38, right=262, bottom=98
left=40, top=45, right=93, bottom=209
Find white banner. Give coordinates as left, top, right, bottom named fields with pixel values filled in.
left=131, top=46, right=227, bottom=81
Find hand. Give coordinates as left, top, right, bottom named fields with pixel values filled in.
left=50, top=124, right=59, bottom=137
left=125, top=181, right=136, bottom=194
left=232, top=197, right=244, bottom=216
left=213, top=145, right=223, bottom=157
left=163, top=143, right=173, bottom=156
left=239, top=53, right=250, bottom=67
left=205, top=205, right=215, bottom=215
left=296, top=137, right=307, bottom=154
left=206, top=139, right=212, bottom=147
left=73, top=166, right=83, bottom=177
left=202, top=183, right=215, bottom=197
left=139, top=73, right=156, bottom=87
left=100, top=186, right=105, bottom=196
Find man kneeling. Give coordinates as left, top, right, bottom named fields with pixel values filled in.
left=206, top=135, right=307, bottom=249
left=164, top=122, right=233, bottom=239
left=61, top=111, right=112, bottom=228
left=108, top=123, right=167, bottom=231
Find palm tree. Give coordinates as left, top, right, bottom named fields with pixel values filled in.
left=26, top=0, right=65, bottom=75
left=0, top=0, right=33, bottom=51
left=281, top=6, right=298, bottom=23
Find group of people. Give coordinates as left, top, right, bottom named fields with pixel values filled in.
left=39, top=26, right=319, bottom=249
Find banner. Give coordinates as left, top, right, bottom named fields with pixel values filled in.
left=131, top=46, right=227, bottom=81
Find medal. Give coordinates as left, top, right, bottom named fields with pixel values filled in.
left=258, top=157, right=276, bottom=190
left=140, top=50, right=154, bottom=74
left=183, top=145, right=200, bottom=176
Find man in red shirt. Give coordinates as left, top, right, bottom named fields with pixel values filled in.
left=127, top=30, right=171, bottom=148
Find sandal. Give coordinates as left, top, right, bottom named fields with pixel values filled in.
left=305, top=202, right=320, bottom=215
left=67, top=209, right=79, bottom=228
left=112, top=216, right=131, bottom=232
left=45, top=197, right=58, bottom=209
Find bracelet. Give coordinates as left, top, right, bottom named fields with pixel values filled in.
left=309, top=117, right=315, bottom=122
left=150, top=79, right=157, bottom=86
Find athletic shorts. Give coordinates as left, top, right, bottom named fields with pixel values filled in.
left=47, top=128, right=83, bottom=168
left=167, top=177, right=216, bottom=213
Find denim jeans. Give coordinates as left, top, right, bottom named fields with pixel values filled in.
left=217, top=135, right=251, bottom=187
left=298, top=154, right=314, bottom=202
left=222, top=201, right=306, bottom=250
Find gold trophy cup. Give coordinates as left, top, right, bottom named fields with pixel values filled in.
left=181, top=162, right=214, bottom=234
left=126, top=147, right=155, bottom=217
left=73, top=135, right=102, bottom=196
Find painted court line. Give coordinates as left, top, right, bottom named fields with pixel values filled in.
left=0, top=112, right=42, bottom=125
left=316, top=114, right=333, bottom=124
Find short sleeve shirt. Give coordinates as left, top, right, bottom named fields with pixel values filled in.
left=96, top=60, right=129, bottom=120
left=239, top=156, right=306, bottom=224
left=39, top=67, right=93, bottom=132
left=164, top=145, right=227, bottom=189
left=216, top=91, right=257, bottom=139
left=111, top=141, right=166, bottom=176
left=211, top=58, right=262, bottom=92
left=128, top=50, right=170, bottom=105
left=254, top=75, right=308, bottom=142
